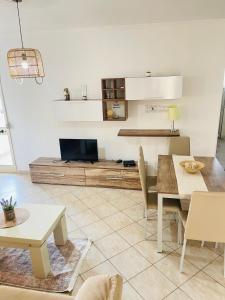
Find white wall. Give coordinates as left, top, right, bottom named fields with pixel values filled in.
left=0, top=20, right=225, bottom=173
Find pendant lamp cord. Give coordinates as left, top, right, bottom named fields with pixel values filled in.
left=16, top=0, right=24, bottom=48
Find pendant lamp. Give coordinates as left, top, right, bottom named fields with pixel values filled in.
left=7, top=0, right=45, bottom=84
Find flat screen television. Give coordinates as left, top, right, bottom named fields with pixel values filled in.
left=59, top=139, right=98, bottom=162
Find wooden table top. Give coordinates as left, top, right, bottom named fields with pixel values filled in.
left=157, top=155, right=225, bottom=194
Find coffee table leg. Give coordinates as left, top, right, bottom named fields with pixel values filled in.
left=30, top=241, right=51, bottom=278
left=54, top=214, right=68, bottom=246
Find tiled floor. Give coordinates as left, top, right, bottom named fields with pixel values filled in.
left=1, top=173, right=225, bottom=299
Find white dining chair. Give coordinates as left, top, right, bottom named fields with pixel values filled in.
left=169, top=136, right=190, bottom=156
left=139, top=146, right=157, bottom=196
left=179, top=191, right=225, bottom=276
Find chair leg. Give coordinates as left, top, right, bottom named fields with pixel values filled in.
left=224, top=246, right=225, bottom=278
left=177, top=216, right=181, bottom=245
left=145, top=217, right=148, bottom=240
left=143, top=207, right=147, bottom=218
left=201, top=241, right=205, bottom=247
left=180, top=239, right=187, bottom=273
left=215, top=242, right=218, bottom=249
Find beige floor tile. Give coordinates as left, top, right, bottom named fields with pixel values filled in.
left=164, top=288, right=192, bottom=300
left=138, top=218, right=171, bottom=236
left=204, top=242, right=224, bottom=256
left=72, top=189, right=95, bottom=200
left=138, top=217, right=171, bottom=230
left=95, top=232, right=130, bottom=259
left=180, top=271, right=225, bottom=300
left=162, top=222, right=179, bottom=243
left=164, top=241, right=181, bottom=251
left=123, top=204, right=144, bottom=222
left=130, top=266, right=176, bottom=300
left=81, top=193, right=106, bottom=208
left=71, top=209, right=100, bottom=227
left=80, top=245, right=106, bottom=273
left=134, top=240, right=173, bottom=264
left=176, top=242, right=219, bottom=269
left=81, top=261, right=123, bottom=281
left=118, top=223, right=147, bottom=245
left=155, top=252, right=199, bottom=286
left=69, top=228, right=87, bottom=239
left=63, top=185, right=84, bottom=193
left=125, top=190, right=142, bottom=203
left=104, top=211, right=133, bottom=231
left=110, top=247, right=150, bottom=280
left=82, top=220, right=113, bottom=241
left=148, top=223, right=181, bottom=251
left=22, top=190, right=51, bottom=203
left=203, top=256, right=225, bottom=288
left=55, top=192, right=79, bottom=203
left=45, top=186, right=69, bottom=197
left=66, top=216, right=78, bottom=232
left=91, top=202, right=118, bottom=218
left=109, top=196, right=136, bottom=210
left=100, top=188, right=123, bottom=201
left=65, top=200, right=88, bottom=216
left=122, top=282, right=143, bottom=300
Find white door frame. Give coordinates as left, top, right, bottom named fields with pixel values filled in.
left=0, top=76, right=17, bottom=172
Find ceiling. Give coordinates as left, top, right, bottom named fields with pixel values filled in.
left=1, top=0, right=225, bottom=32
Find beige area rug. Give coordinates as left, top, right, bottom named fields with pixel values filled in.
left=0, top=238, right=91, bottom=293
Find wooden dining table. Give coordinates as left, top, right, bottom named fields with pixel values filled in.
left=156, top=155, right=225, bottom=252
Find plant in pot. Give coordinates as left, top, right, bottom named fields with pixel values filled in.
left=0, top=197, right=16, bottom=222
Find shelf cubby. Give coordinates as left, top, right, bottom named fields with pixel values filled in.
left=101, top=78, right=127, bottom=121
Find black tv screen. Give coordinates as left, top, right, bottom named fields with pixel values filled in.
left=59, top=139, right=98, bottom=162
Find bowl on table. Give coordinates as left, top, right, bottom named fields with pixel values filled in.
left=179, top=160, right=205, bottom=174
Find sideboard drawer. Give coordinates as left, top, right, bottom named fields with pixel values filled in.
left=85, top=168, right=122, bottom=188
left=121, top=170, right=141, bottom=190
left=30, top=165, right=85, bottom=185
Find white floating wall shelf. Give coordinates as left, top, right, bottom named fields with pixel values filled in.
left=125, top=75, right=183, bottom=100
left=53, top=100, right=103, bottom=122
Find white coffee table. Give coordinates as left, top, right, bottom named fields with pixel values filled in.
left=0, top=204, right=68, bottom=278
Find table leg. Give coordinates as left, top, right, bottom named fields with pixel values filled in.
left=30, top=241, right=51, bottom=278
left=54, top=214, right=68, bottom=246
left=157, top=194, right=163, bottom=253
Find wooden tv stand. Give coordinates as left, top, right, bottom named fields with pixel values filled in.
left=29, top=157, right=141, bottom=190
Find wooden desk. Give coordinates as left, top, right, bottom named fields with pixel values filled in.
left=156, top=155, right=225, bottom=252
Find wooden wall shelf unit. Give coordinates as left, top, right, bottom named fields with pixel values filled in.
left=101, top=78, right=128, bottom=121
left=29, top=157, right=141, bottom=190
left=118, top=129, right=180, bottom=137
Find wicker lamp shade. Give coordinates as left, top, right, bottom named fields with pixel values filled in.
left=7, top=48, right=44, bottom=79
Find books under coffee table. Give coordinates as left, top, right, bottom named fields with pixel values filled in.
left=0, top=204, right=67, bottom=279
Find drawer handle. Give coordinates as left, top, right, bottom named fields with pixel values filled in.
left=47, top=173, right=65, bottom=177
left=106, top=177, right=122, bottom=180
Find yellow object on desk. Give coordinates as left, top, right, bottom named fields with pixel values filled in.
left=179, top=160, right=205, bottom=174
